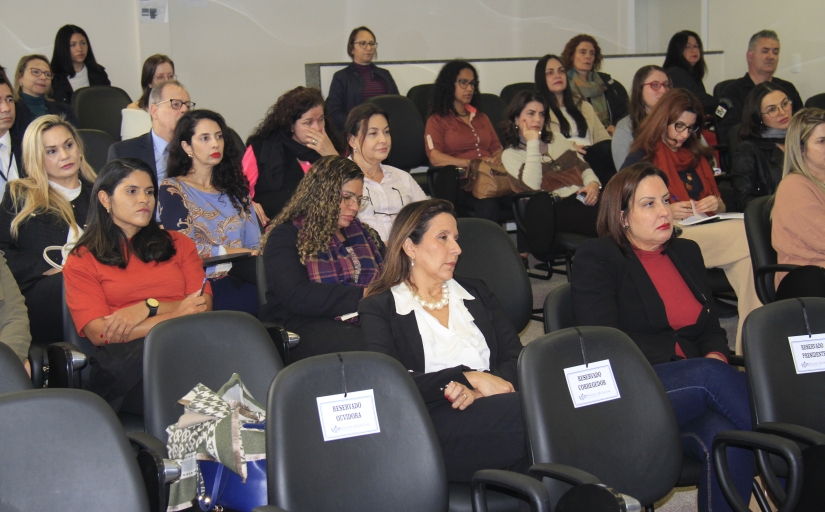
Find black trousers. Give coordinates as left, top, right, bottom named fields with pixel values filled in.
left=84, top=337, right=145, bottom=414
left=427, top=392, right=529, bottom=482
left=775, top=265, right=825, bottom=301
left=287, top=318, right=363, bottom=362
left=554, top=194, right=600, bottom=237
left=23, top=273, right=64, bottom=344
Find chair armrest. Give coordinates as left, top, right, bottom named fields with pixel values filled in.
left=528, top=463, right=601, bottom=487
left=202, top=252, right=253, bottom=267
left=472, top=469, right=551, bottom=512
left=727, top=354, right=744, bottom=367
left=252, top=507, right=289, bottom=512
left=46, top=342, right=87, bottom=388
left=129, top=431, right=169, bottom=458
left=27, top=345, right=44, bottom=388
left=755, top=264, right=800, bottom=279
left=713, top=430, right=803, bottom=512
left=756, top=422, right=825, bottom=446
left=261, top=321, right=300, bottom=366
left=136, top=447, right=180, bottom=512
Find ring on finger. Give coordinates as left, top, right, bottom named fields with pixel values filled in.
left=461, top=393, right=467, bottom=399
left=311, top=139, right=317, bottom=145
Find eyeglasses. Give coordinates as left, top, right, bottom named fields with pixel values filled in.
left=643, top=81, right=672, bottom=92
left=762, top=98, right=792, bottom=117
left=684, top=44, right=701, bottom=51
left=28, top=68, right=53, bottom=79
left=364, top=188, right=403, bottom=216
left=157, top=99, right=196, bottom=110
left=341, top=193, right=370, bottom=208
left=673, top=121, right=700, bottom=134
left=456, top=79, right=479, bottom=89
left=353, top=41, right=378, bottom=49
left=154, top=74, right=176, bottom=82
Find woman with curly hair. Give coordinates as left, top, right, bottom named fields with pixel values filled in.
left=159, top=109, right=260, bottom=314
left=243, top=86, right=341, bottom=224
left=259, top=155, right=384, bottom=360
left=561, top=35, right=628, bottom=134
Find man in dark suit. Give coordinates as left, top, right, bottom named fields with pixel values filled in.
left=106, top=80, right=192, bottom=184
left=0, top=69, right=24, bottom=185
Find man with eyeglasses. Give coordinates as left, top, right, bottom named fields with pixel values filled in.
left=715, top=30, right=803, bottom=144
left=107, top=79, right=194, bottom=186
left=0, top=68, right=24, bottom=186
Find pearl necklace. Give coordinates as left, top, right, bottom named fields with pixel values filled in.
left=414, top=282, right=450, bottom=311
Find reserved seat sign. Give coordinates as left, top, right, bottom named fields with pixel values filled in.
left=563, top=359, right=621, bottom=408
left=316, top=389, right=381, bottom=441
left=788, top=334, right=825, bottom=374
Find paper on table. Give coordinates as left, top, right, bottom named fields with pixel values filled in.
left=677, top=200, right=744, bottom=226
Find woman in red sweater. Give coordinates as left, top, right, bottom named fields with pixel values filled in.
left=64, top=157, right=212, bottom=413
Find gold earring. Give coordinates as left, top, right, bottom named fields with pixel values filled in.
left=187, top=153, right=193, bottom=158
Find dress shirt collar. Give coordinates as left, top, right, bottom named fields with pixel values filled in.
left=392, top=279, right=474, bottom=315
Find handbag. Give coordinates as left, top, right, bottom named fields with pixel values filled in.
left=197, top=423, right=267, bottom=512
left=463, top=159, right=515, bottom=199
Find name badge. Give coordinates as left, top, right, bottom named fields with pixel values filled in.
left=715, top=105, right=728, bottom=118
left=316, top=389, right=380, bottom=442
left=563, top=359, right=621, bottom=408
left=788, top=333, right=825, bottom=374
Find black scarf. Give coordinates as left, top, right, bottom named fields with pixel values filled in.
left=254, top=132, right=323, bottom=192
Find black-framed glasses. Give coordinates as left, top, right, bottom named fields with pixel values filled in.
left=456, top=79, right=479, bottom=89
left=643, top=81, right=671, bottom=92
left=354, top=41, right=378, bottom=49
left=684, top=44, right=700, bottom=51
left=28, top=68, right=53, bottom=79
left=157, top=99, right=196, bottom=110
left=673, top=121, right=701, bottom=134
left=363, top=188, right=403, bottom=216
left=762, top=98, right=792, bottom=117
left=342, top=193, right=370, bottom=208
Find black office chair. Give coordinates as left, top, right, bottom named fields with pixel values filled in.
left=72, top=85, right=132, bottom=141
left=500, top=83, right=536, bottom=107
left=804, top=93, right=825, bottom=109
left=406, top=83, right=434, bottom=122
left=0, top=342, right=32, bottom=393
left=78, top=128, right=115, bottom=173
left=713, top=79, right=737, bottom=101
left=744, top=196, right=799, bottom=304
left=455, top=218, right=532, bottom=333
left=255, top=255, right=299, bottom=365
left=227, top=127, right=246, bottom=156
left=479, top=93, right=507, bottom=146
left=582, top=139, right=617, bottom=185
left=256, top=352, right=552, bottom=512
left=543, top=283, right=573, bottom=334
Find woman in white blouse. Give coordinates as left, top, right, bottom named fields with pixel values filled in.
left=359, top=199, right=527, bottom=482
left=344, top=103, right=427, bottom=242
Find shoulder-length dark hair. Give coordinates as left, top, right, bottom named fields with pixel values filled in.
left=739, top=81, right=789, bottom=140
left=597, top=162, right=673, bottom=252
left=50, top=25, right=104, bottom=79
left=630, top=88, right=711, bottom=163
left=166, top=109, right=251, bottom=214
left=500, top=90, right=553, bottom=148
left=247, top=86, right=342, bottom=151
left=534, top=55, right=588, bottom=139
left=429, top=60, right=482, bottom=118
left=628, top=65, right=671, bottom=135
left=347, top=26, right=376, bottom=59
left=365, top=199, right=455, bottom=298
left=343, top=103, right=389, bottom=155
left=663, top=30, right=707, bottom=82
left=561, top=34, right=603, bottom=72
left=72, top=158, right=175, bottom=268
left=137, top=54, right=174, bottom=109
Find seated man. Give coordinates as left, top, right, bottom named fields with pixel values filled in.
left=0, top=68, right=24, bottom=185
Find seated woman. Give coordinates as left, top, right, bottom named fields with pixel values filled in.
left=772, top=108, right=825, bottom=298
left=623, top=88, right=760, bottom=353
left=0, top=115, right=95, bottom=345
left=11, top=55, right=79, bottom=140
left=663, top=31, right=717, bottom=115
left=359, top=199, right=527, bottom=482
left=572, top=163, right=753, bottom=512
left=259, top=155, right=383, bottom=361
left=561, top=34, right=628, bottom=135
left=121, top=54, right=175, bottom=140
left=327, top=26, right=399, bottom=134
left=344, top=103, right=426, bottom=242
left=501, top=90, right=600, bottom=237
left=730, top=82, right=790, bottom=211
left=64, top=157, right=212, bottom=413
left=49, top=25, right=111, bottom=105
left=160, top=109, right=260, bottom=315
left=611, top=65, right=672, bottom=168
left=243, top=86, right=340, bottom=224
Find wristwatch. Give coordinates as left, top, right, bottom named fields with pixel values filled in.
left=146, top=298, right=159, bottom=317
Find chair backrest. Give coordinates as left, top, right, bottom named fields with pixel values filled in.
left=543, top=283, right=574, bottom=333
left=143, top=311, right=283, bottom=441
left=804, top=93, right=825, bottom=109
left=581, top=139, right=617, bottom=185
left=713, top=79, right=737, bottom=100
left=406, top=84, right=434, bottom=122
left=500, top=83, right=536, bottom=107
left=0, top=389, right=150, bottom=511
left=78, top=128, right=115, bottom=173
left=365, top=95, right=428, bottom=170
left=744, top=196, right=776, bottom=304
left=227, top=127, right=246, bottom=157
left=479, top=93, right=507, bottom=145
left=265, top=351, right=448, bottom=511
left=519, top=327, right=682, bottom=506
left=255, top=254, right=268, bottom=306
left=742, top=297, right=825, bottom=433
left=0, top=341, right=32, bottom=393
left=455, top=218, right=532, bottom=332
left=72, top=86, right=132, bottom=141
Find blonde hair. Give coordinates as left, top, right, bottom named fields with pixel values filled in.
left=9, top=115, right=97, bottom=239
left=783, top=108, right=825, bottom=196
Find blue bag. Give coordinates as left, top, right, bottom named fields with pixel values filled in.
left=197, top=424, right=267, bottom=512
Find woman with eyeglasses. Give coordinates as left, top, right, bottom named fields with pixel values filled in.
left=327, top=27, right=399, bottom=134
left=10, top=55, right=79, bottom=140
left=344, top=103, right=426, bottom=242
left=730, top=82, right=790, bottom=211
left=612, top=65, right=672, bottom=169
left=259, top=155, right=384, bottom=361
left=623, top=88, right=760, bottom=353
left=121, top=54, right=175, bottom=140
left=663, top=31, right=717, bottom=115
left=49, top=25, right=111, bottom=105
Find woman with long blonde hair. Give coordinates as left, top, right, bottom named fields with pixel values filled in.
left=0, top=114, right=96, bottom=343
left=258, top=155, right=384, bottom=360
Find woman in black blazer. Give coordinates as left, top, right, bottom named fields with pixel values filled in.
left=0, top=115, right=95, bottom=344
left=49, top=25, right=111, bottom=105
left=571, top=163, right=752, bottom=512
left=359, top=199, right=527, bottom=482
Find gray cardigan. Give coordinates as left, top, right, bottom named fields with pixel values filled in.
left=0, top=252, right=31, bottom=361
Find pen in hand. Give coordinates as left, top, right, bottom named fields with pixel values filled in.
left=199, top=277, right=208, bottom=297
